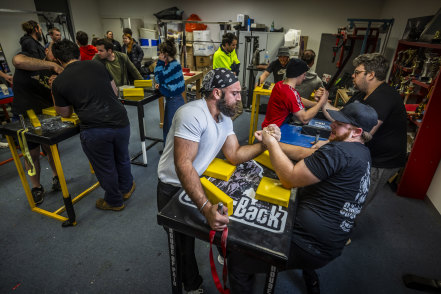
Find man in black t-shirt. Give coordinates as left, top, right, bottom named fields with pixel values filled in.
left=52, top=39, right=135, bottom=211
left=228, top=102, right=378, bottom=294
left=11, top=39, right=64, bottom=205
left=258, top=46, right=290, bottom=85
left=321, top=53, right=407, bottom=210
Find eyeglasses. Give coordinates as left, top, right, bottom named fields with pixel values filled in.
left=353, top=70, right=367, bottom=76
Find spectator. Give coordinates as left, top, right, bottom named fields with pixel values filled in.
left=154, top=38, right=185, bottom=143
left=76, top=31, right=97, bottom=61
left=93, top=38, right=142, bottom=86
left=296, top=49, right=324, bottom=99
left=105, top=31, right=121, bottom=52
left=45, top=27, right=61, bottom=48
left=122, top=33, right=144, bottom=72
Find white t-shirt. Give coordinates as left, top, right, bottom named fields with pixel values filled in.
left=158, top=98, right=235, bottom=186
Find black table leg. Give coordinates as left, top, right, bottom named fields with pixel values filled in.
left=130, top=102, right=163, bottom=167
left=167, top=228, right=183, bottom=294
left=263, top=265, right=278, bottom=294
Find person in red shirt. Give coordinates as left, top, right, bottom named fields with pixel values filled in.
left=262, top=58, right=328, bottom=128
left=76, top=31, right=97, bottom=61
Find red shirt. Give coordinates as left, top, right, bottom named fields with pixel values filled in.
left=79, top=45, right=98, bottom=61
left=262, top=81, right=304, bottom=128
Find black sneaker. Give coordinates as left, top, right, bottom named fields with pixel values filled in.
left=52, top=175, right=61, bottom=191
left=31, top=186, right=45, bottom=205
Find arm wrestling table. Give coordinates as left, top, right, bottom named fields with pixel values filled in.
left=0, top=115, right=100, bottom=227
left=119, top=89, right=163, bottom=167
left=157, top=160, right=297, bottom=294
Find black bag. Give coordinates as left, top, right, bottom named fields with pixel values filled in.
left=154, top=7, right=184, bottom=20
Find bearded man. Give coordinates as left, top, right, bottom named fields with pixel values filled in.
left=156, top=68, right=280, bottom=293
left=228, top=101, right=378, bottom=294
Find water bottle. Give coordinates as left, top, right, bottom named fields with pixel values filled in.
left=150, top=74, right=156, bottom=90
left=264, top=51, right=270, bottom=64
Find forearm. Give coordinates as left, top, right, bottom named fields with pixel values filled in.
left=226, top=143, right=266, bottom=165
left=176, top=161, right=209, bottom=210
left=297, top=103, right=322, bottom=124
left=279, top=142, right=315, bottom=161
left=321, top=102, right=337, bottom=121
left=266, top=140, right=297, bottom=188
left=13, top=54, right=55, bottom=71
left=301, top=97, right=317, bottom=108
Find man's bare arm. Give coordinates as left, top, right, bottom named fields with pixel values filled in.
left=174, top=137, right=228, bottom=231
left=263, top=133, right=320, bottom=188
left=222, top=134, right=267, bottom=166
left=279, top=142, right=316, bottom=161
left=13, top=54, right=63, bottom=74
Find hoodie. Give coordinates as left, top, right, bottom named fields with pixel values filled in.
left=19, top=35, right=45, bottom=59
left=296, top=69, right=323, bottom=99
left=79, top=45, right=98, bottom=61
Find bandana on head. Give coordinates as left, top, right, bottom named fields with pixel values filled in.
left=202, top=68, right=239, bottom=95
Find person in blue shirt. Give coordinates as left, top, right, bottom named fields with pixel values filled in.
left=154, top=38, right=186, bottom=143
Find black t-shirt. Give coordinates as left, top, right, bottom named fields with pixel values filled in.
left=266, top=60, right=288, bottom=83
left=347, top=83, right=407, bottom=168
left=52, top=60, right=129, bottom=129
left=292, top=141, right=371, bottom=259
left=12, top=52, right=54, bottom=115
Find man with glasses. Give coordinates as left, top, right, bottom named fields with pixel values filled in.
left=321, top=53, right=407, bottom=212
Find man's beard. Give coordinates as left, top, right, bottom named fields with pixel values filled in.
left=329, top=130, right=351, bottom=142
left=36, top=31, right=42, bottom=42
left=217, top=91, right=237, bottom=117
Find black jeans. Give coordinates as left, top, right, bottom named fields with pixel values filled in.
left=228, top=241, right=333, bottom=294
left=157, top=180, right=203, bottom=291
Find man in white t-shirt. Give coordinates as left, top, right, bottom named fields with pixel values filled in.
left=157, top=68, right=280, bottom=292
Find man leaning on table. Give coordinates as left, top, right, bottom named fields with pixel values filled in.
left=228, top=101, right=378, bottom=294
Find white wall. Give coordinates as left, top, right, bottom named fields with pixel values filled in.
left=69, top=0, right=103, bottom=40
left=0, top=0, right=38, bottom=74
left=428, top=161, right=441, bottom=214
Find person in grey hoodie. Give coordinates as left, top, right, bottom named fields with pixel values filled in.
left=296, top=49, right=323, bottom=99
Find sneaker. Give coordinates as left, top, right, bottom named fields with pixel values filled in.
left=96, top=198, right=125, bottom=211
left=52, top=175, right=61, bottom=191
left=123, top=181, right=136, bottom=201
left=31, top=186, right=45, bottom=205
left=217, top=254, right=224, bottom=265
left=0, top=142, right=8, bottom=149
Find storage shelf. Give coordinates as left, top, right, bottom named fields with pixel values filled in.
left=411, top=79, right=432, bottom=89
left=398, top=40, right=441, bottom=49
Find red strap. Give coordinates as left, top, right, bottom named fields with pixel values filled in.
left=209, top=228, right=230, bottom=294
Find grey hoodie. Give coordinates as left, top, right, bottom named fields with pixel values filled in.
left=296, top=69, right=323, bottom=98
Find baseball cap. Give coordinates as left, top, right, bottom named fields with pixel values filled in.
left=326, top=101, right=378, bottom=132
left=202, top=68, right=238, bottom=94
left=286, top=58, right=309, bottom=78
left=277, top=46, right=290, bottom=57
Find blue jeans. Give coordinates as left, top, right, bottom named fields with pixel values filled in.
left=163, top=94, right=185, bottom=144
left=80, top=125, right=133, bottom=206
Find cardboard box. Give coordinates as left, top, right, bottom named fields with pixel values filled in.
left=195, top=55, right=213, bottom=68
left=181, top=45, right=195, bottom=70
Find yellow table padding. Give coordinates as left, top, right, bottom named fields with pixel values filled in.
left=42, top=106, right=58, bottom=116
left=123, top=88, right=144, bottom=97
left=254, top=150, right=274, bottom=171
left=26, top=109, right=41, bottom=128
left=200, top=177, right=233, bottom=216
left=255, top=177, right=291, bottom=207
left=134, top=80, right=152, bottom=88
left=61, top=113, right=80, bottom=125
left=203, top=158, right=236, bottom=182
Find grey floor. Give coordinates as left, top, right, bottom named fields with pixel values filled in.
left=1, top=99, right=441, bottom=294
